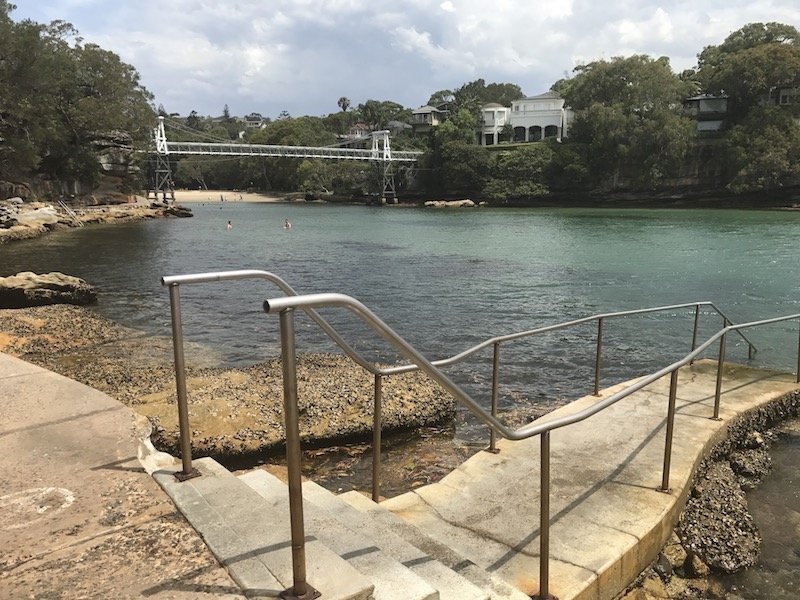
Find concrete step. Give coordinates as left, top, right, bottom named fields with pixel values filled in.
left=153, top=458, right=373, bottom=600
left=301, top=481, right=490, bottom=600
left=339, top=491, right=530, bottom=600
left=238, top=469, right=438, bottom=600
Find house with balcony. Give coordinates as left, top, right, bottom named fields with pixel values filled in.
left=684, top=95, right=728, bottom=135
left=507, top=91, right=572, bottom=142
left=478, top=103, right=511, bottom=145
left=411, top=105, right=446, bottom=134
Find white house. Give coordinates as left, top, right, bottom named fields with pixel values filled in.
left=479, top=103, right=511, bottom=145
left=508, top=91, right=572, bottom=142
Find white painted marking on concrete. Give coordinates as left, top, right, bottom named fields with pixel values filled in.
left=0, top=487, right=76, bottom=530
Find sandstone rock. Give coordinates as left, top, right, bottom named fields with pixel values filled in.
left=663, top=534, right=687, bottom=572
left=13, top=205, right=61, bottom=227
left=0, top=272, right=97, bottom=308
left=424, top=199, right=476, bottom=208
left=163, top=205, right=193, bottom=218
left=688, top=553, right=711, bottom=577
left=641, top=575, right=670, bottom=598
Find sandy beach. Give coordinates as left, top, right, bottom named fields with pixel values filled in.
left=172, top=189, right=287, bottom=204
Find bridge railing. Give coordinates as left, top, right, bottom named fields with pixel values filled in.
left=161, top=269, right=793, bottom=600
left=162, top=141, right=422, bottom=162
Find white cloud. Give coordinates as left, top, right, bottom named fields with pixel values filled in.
left=11, top=0, right=800, bottom=117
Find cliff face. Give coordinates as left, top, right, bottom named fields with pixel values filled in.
left=1, top=130, right=143, bottom=203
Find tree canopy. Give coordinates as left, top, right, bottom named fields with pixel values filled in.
left=561, top=55, right=696, bottom=188
left=697, top=22, right=800, bottom=120
left=0, top=2, right=155, bottom=187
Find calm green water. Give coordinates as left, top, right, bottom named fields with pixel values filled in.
left=3, top=204, right=799, bottom=383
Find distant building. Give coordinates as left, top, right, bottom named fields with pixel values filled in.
left=244, top=113, right=267, bottom=129
left=507, top=91, right=572, bottom=143
left=684, top=95, right=728, bottom=135
left=411, top=105, right=446, bottom=134
left=479, top=103, right=511, bottom=145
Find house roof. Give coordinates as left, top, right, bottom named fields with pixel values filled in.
left=413, top=105, right=442, bottom=114
left=482, top=102, right=505, bottom=108
left=516, top=90, right=563, bottom=101
left=685, top=94, right=728, bottom=101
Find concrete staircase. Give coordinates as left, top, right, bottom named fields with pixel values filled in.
left=155, top=457, right=529, bottom=600
left=153, top=362, right=800, bottom=600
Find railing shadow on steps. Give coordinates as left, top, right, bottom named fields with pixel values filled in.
left=161, top=269, right=800, bottom=600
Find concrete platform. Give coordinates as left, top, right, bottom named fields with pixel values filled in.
left=379, top=360, right=800, bottom=599
left=0, top=352, right=245, bottom=599
left=3, top=348, right=797, bottom=600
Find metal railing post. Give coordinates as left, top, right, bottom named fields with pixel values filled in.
left=488, top=342, right=501, bottom=453
left=278, top=308, right=319, bottom=600
left=538, top=431, right=552, bottom=600
left=659, top=370, right=679, bottom=492
left=689, top=304, right=700, bottom=365
left=167, top=283, right=199, bottom=481
left=593, top=318, right=604, bottom=395
left=372, top=374, right=383, bottom=502
left=713, top=330, right=727, bottom=420
left=796, top=320, right=800, bottom=384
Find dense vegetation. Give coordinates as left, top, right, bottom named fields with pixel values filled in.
left=2, top=2, right=799, bottom=202
left=0, top=2, right=155, bottom=195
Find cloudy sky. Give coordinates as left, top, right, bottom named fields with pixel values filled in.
left=12, top=1, right=800, bottom=119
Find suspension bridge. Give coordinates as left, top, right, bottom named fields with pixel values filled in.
left=148, top=116, right=422, bottom=203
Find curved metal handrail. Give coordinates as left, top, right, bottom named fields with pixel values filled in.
left=381, top=300, right=756, bottom=376
left=162, top=270, right=757, bottom=379
left=264, top=293, right=784, bottom=441
left=264, top=292, right=800, bottom=599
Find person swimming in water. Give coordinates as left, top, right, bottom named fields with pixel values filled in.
left=283, top=219, right=292, bottom=229
left=227, top=220, right=232, bottom=231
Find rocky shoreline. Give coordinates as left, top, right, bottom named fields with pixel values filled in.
left=0, top=305, right=454, bottom=459
left=0, top=197, right=191, bottom=244
left=618, top=392, right=800, bottom=599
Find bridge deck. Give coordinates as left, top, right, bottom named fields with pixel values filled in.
left=380, top=359, right=799, bottom=599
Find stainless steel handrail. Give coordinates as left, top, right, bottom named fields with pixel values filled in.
left=161, top=269, right=764, bottom=600
left=163, top=270, right=758, bottom=492
left=162, top=270, right=757, bottom=381
left=264, top=292, right=800, bottom=600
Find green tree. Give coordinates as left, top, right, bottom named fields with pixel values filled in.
left=562, top=55, right=695, bottom=188
left=485, top=144, right=553, bottom=201
left=355, top=100, right=407, bottom=130
left=337, top=96, right=350, bottom=112
left=724, top=107, right=800, bottom=193
left=421, top=108, right=489, bottom=195
left=697, top=22, right=800, bottom=120
left=0, top=3, right=154, bottom=188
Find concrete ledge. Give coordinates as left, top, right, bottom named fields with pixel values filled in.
left=380, top=361, right=799, bottom=599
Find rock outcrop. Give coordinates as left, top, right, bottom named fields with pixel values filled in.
left=0, top=272, right=97, bottom=308
left=424, top=199, right=477, bottom=208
